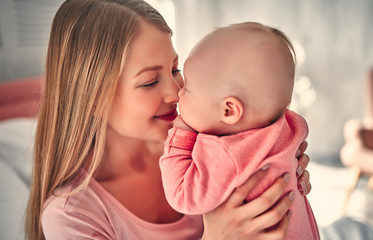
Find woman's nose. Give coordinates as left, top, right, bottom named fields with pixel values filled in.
left=163, top=75, right=181, bottom=103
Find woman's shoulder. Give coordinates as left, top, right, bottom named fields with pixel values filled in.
left=41, top=170, right=204, bottom=239
left=43, top=170, right=99, bottom=210
left=42, top=171, right=117, bottom=238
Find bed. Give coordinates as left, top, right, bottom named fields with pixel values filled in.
left=0, top=77, right=42, bottom=240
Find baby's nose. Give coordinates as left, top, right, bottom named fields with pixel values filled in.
left=178, top=88, right=184, bottom=98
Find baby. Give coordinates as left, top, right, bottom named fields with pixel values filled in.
left=160, top=22, right=319, bottom=239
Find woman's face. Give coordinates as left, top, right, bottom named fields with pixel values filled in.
left=108, top=21, right=183, bottom=142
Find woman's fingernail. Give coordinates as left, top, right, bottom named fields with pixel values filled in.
left=289, top=191, right=295, bottom=201
left=296, top=149, right=301, bottom=157
left=295, top=149, right=302, bottom=157
left=287, top=210, right=292, bottom=220
left=261, top=163, right=270, bottom=170
left=300, top=181, right=306, bottom=191
left=283, top=173, right=290, bottom=183
left=296, top=166, right=303, bottom=176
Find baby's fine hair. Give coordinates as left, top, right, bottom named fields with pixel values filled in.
left=225, top=22, right=297, bottom=65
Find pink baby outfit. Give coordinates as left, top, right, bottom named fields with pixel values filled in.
left=160, top=110, right=319, bottom=240
left=42, top=170, right=203, bottom=240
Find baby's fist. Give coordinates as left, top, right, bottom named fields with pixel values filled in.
left=173, top=116, right=197, bottom=132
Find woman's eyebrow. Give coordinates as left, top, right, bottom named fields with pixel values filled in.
left=134, top=55, right=179, bottom=78
left=134, top=65, right=162, bottom=77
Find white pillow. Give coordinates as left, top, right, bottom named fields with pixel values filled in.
left=0, top=118, right=37, bottom=186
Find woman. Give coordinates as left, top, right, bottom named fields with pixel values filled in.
left=25, top=0, right=312, bottom=239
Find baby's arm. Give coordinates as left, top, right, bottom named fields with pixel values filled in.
left=172, top=115, right=197, bottom=133
left=160, top=128, right=238, bottom=215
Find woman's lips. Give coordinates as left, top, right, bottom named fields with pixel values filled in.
left=155, top=110, right=178, bottom=121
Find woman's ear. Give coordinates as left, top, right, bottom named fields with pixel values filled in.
left=220, top=96, right=244, bottom=125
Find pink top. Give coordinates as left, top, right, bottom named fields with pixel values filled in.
left=42, top=171, right=203, bottom=240
left=160, top=110, right=319, bottom=240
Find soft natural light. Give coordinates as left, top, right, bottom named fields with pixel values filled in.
left=292, top=40, right=306, bottom=67
left=145, top=0, right=177, bottom=49
left=307, top=162, right=357, bottom=227
left=289, top=40, right=317, bottom=114
left=295, top=76, right=317, bottom=108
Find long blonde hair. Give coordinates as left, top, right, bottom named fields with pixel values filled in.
left=25, top=0, right=171, bottom=239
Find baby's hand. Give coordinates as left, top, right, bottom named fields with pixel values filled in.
left=173, top=116, right=197, bottom=133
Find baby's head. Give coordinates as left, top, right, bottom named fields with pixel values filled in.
left=178, top=22, right=296, bottom=135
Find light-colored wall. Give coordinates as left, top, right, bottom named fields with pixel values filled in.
left=173, top=0, right=373, bottom=163
left=0, top=0, right=61, bottom=81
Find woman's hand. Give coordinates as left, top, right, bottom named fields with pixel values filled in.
left=295, top=141, right=311, bottom=195
left=201, top=166, right=294, bottom=240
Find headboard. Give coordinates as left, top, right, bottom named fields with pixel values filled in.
left=0, top=77, right=43, bottom=121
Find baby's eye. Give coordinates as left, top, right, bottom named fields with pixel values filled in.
left=180, top=87, right=189, bottom=93
left=141, top=79, right=159, bottom=88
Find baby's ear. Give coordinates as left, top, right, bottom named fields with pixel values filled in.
left=220, top=96, right=243, bottom=125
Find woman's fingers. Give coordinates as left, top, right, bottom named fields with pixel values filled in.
left=298, top=170, right=311, bottom=195
left=257, top=211, right=292, bottom=240
left=225, top=164, right=270, bottom=208
left=296, top=154, right=310, bottom=177
left=202, top=170, right=293, bottom=240
left=296, top=153, right=312, bottom=195
left=242, top=173, right=290, bottom=218
left=252, top=191, right=294, bottom=230
left=296, top=141, right=308, bottom=157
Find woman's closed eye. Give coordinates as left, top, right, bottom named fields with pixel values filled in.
left=140, top=79, right=159, bottom=88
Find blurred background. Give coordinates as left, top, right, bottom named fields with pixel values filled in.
left=0, top=0, right=372, bottom=239
left=0, top=0, right=371, bottom=161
